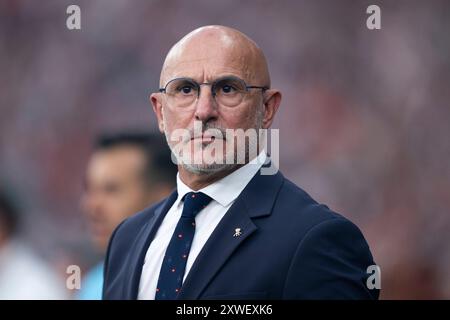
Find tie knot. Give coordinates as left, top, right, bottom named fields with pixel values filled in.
left=181, top=192, right=212, bottom=218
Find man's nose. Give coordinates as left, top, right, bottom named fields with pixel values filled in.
left=194, top=85, right=219, bottom=122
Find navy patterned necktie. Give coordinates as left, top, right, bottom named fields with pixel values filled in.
left=155, top=191, right=212, bottom=300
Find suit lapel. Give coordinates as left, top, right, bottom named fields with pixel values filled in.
left=122, top=190, right=178, bottom=299
left=177, top=197, right=257, bottom=300
left=178, top=170, right=284, bottom=299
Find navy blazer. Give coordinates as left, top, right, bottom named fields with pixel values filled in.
left=103, top=169, right=379, bottom=300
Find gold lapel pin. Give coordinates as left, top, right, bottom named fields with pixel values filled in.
left=233, top=228, right=242, bottom=237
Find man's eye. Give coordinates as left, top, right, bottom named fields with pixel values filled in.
left=220, top=84, right=237, bottom=94
left=175, top=83, right=196, bottom=95
left=180, top=86, right=193, bottom=94
left=104, top=184, right=120, bottom=194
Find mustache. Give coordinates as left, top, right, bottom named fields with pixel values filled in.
left=186, top=123, right=227, bottom=141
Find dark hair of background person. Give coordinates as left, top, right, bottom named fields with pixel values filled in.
left=93, top=132, right=177, bottom=190
left=0, top=190, right=20, bottom=238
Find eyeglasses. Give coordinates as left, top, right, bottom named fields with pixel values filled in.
left=158, top=76, right=268, bottom=108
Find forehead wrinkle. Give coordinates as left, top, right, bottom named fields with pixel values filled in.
left=163, top=49, right=254, bottom=84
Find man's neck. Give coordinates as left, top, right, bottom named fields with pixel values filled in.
left=178, top=164, right=242, bottom=191
left=178, top=152, right=265, bottom=191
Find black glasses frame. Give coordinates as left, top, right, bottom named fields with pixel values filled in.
left=158, top=76, right=269, bottom=97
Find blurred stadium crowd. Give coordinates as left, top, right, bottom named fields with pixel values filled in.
left=0, top=0, right=449, bottom=299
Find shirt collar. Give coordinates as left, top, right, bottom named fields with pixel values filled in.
left=175, top=151, right=267, bottom=208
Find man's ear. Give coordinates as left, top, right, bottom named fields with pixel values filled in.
left=262, top=90, right=282, bottom=129
left=150, top=93, right=165, bottom=133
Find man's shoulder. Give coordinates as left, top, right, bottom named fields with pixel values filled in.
left=276, top=176, right=377, bottom=299
left=274, top=173, right=348, bottom=229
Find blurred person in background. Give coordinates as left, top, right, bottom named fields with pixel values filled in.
left=0, top=189, right=68, bottom=299
left=78, top=132, right=176, bottom=299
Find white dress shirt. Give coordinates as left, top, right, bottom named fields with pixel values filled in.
left=137, top=152, right=267, bottom=300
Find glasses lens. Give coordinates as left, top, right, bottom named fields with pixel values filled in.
left=165, top=78, right=199, bottom=107
left=213, top=77, right=246, bottom=107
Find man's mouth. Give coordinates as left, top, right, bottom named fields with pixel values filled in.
left=191, top=134, right=221, bottom=143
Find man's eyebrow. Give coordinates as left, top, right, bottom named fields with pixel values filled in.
left=170, top=74, right=244, bottom=83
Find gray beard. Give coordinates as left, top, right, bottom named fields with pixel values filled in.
left=164, top=105, right=264, bottom=176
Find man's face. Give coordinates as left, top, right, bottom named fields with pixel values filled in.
left=81, top=146, right=153, bottom=251
left=152, top=32, right=270, bottom=174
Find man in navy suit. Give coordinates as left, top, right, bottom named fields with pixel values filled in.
left=103, top=25, right=379, bottom=300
